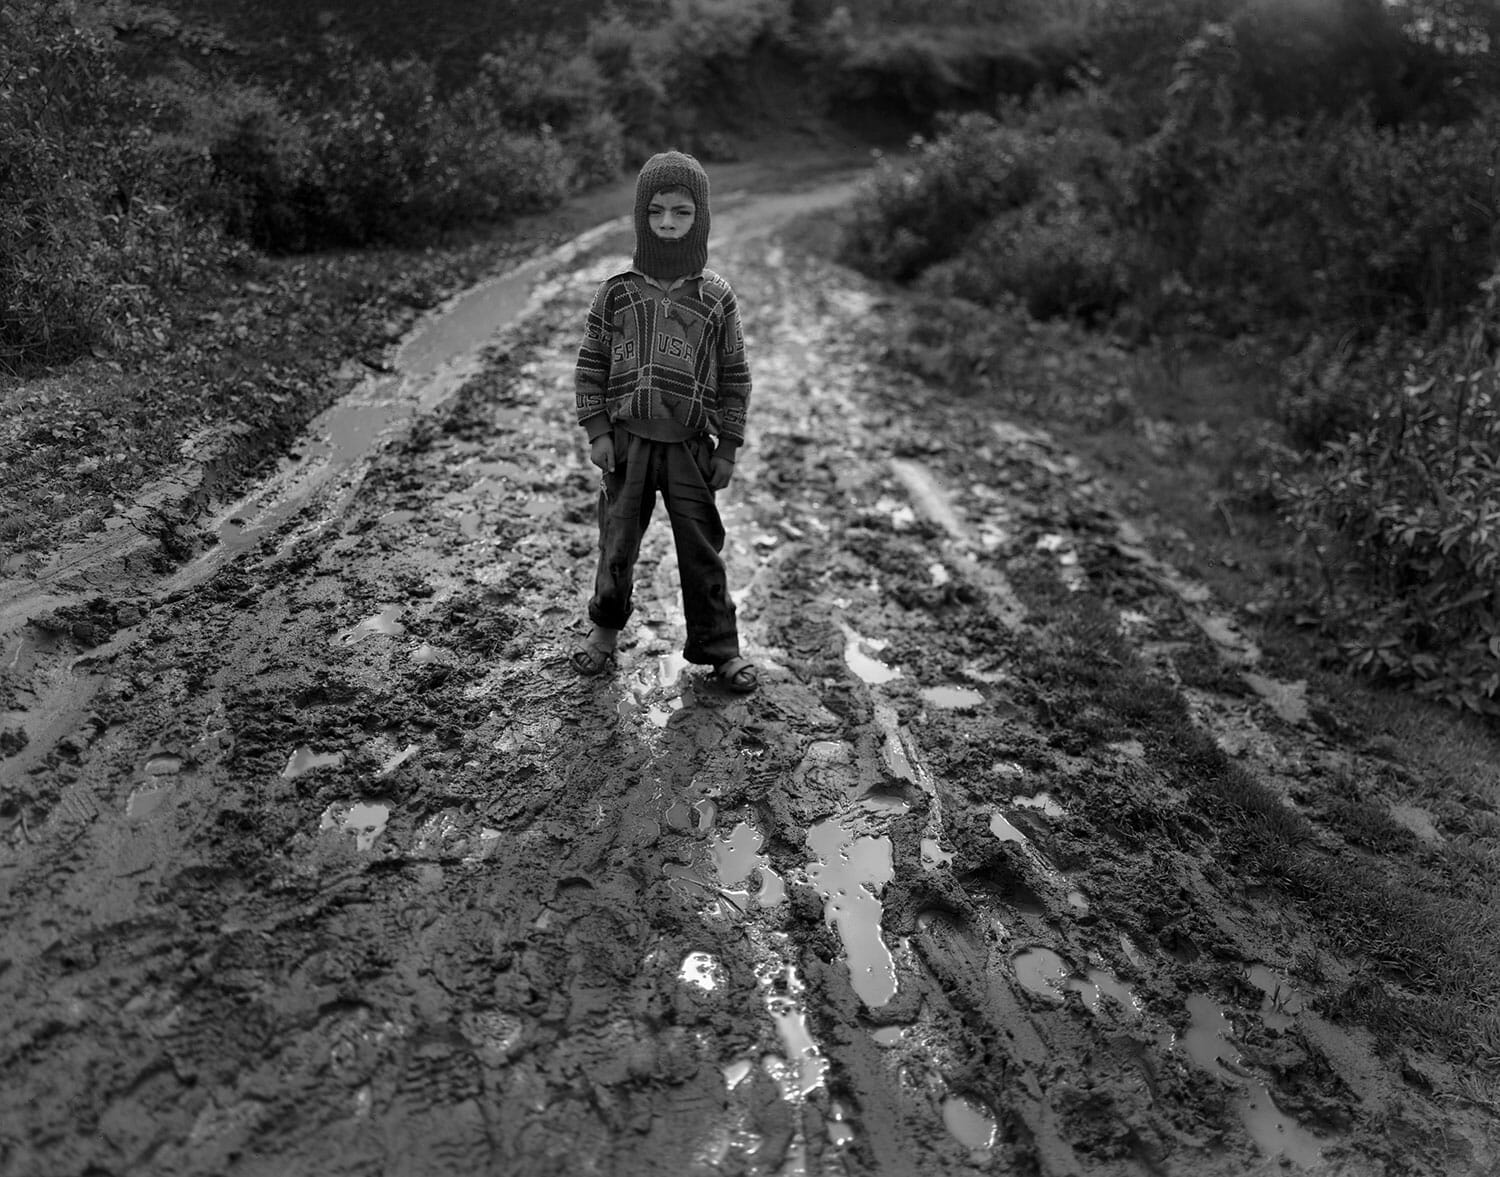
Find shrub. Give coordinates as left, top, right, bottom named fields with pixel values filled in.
left=473, top=36, right=612, bottom=132
left=1190, top=108, right=1500, bottom=334
left=585, top=0, right=796, bottom=150
left=1272, top=277, right=1500, bottom=715
left=1121, top=15, right=1500, bottom=337
left=837, top=112, right=1041, bottom=281
left=190, top=41, right=598, bottom=252
left=150, top=80, right=320, bottom=251
left=0, top=2, right=199, bottom=364
left=918, top=180, right=1128, bottom=322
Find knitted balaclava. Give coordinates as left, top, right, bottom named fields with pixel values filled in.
left=632, top=151, right=711, bottom=280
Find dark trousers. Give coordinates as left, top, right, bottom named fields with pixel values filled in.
left=589, top=429, right=740, bottom=666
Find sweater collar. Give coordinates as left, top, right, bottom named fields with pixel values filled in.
left=633, top=268, right=701, bottom=294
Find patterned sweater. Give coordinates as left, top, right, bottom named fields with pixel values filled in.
left=575, top=268, right=752, bottom=449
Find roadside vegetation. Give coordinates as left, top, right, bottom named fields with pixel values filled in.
left=834, top=0, right=1500, bottom=720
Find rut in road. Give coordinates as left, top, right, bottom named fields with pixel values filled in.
left=2, top=197, right=1491, bottom=1177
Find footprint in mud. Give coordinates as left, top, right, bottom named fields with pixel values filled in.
left=283, top=746, right=345, bottom=778
left=319, top=800, right=391, bottom=851
left=332, top=605, right=405, bottom=647
left=1010, top=945, right=1144, bottom=1017
left=1177, top=992, right=1326, bottom=1168
left=942, top=1093, right=998, bottom=1153
left=806, top=817, right=897, bottom=1007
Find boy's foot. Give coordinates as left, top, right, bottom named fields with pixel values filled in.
left=713, top=656, right=758, bottom=694
left=571, top=627, right=618, bottom=676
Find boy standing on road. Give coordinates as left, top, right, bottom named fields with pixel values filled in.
left=570, top=150, right=758, bottom=693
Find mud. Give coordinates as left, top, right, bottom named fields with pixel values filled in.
left=2, top=177, right=1498, bottom=1176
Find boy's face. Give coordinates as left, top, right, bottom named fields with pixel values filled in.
left=647, top=189, right=696, bottom=240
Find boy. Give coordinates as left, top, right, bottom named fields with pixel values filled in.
left=570, top=150, right=758, bottom=693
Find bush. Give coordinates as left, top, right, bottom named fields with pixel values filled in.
left=585, top=0, right=796, bottom=151
left=1271, top=277, right=1500, bottom=715
left=0, top=2, right=209, bottom=364
left=188, top=41, right=601, bottom=252
left=837, top=112, right=1041, bottom=281
left=1189, top=108, right=1500, bottom=334
left=1119, top=15, right=1500, bottom=337
left=918, top=180, right=1127, bottom=321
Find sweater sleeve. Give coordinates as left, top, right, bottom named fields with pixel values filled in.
left=715, top=285, right=752, bottom=447
left=576, top=280, right=612, bottom=432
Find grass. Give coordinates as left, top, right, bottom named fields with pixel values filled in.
left=1004, top=507, right=1500, bottom=1074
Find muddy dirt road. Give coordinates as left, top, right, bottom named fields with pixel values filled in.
left=2, top=177, right=1496, bottom=1176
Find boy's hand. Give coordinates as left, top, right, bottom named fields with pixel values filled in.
left=709, top=454, right=735, bottom=490
left=589, top=435, right=615, bottom=473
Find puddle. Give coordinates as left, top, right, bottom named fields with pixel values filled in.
left=920, top=685, right=983, bottom=710
left=710, top=820, right=785, bottom=909
left=1066, top=889, right=1090, bottom=914
left=826, top=1102, right=856, bottom=1147
left=1180, top=993, right=1324, bottom=1168
left=143, top=755, right=182, bottom=776
left=655, top=651, right=690, bottom=687
left=1247, top=964, right=1304, bottom=1032
left=410, top=642, right=442, bottom=664
left=679, top=952, right=725, bottom=992
left=839, top=622, right=900, bottom=685
left=711, top=821, right=764, bottom=881
left=756, top=867, right=787, bottom=908
left=333, top=605, right=405, bottom=647
left=375, top=743, right=418, bottom=779
left=319, top=800, right=391, bottom=851
left=1013, top=946, right=1070, bottom=1000
left=989, top=811, right=1027, bottom=844
left=758, top=960, right=828, bottom=1100
left=942, top=1095, right=997, bottom=1152
left=125, top=784, right=172, bottom=820
left=1073, top=967, right=1143, bottom=1015
left=806, top=818, right=897, bottom=1007
left=855, top=786, right=911, bottom=816
left=645, top=699, right=682, bottom=728
left=872, top=1026, right=903, bottom=1047
left=1013, top=948, right=1142, bottom=1016
left=1013, top=792, right=1065, bottom=818
left=282, top=746, right=345, bottom=779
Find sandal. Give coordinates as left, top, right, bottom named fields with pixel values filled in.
left=570, top=628, right=618, bottom=676
left=714, top=656, right=758, bottom=694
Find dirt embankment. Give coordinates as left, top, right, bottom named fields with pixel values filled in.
left=1, top=179, right=1496, bottom=1176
